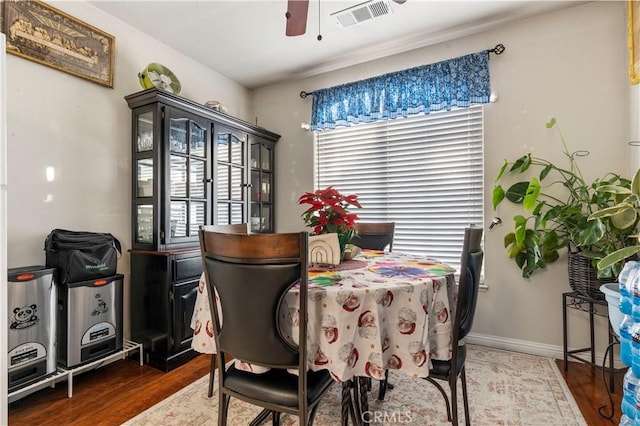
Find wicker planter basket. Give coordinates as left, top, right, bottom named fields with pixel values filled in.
left=567, top=251, right=615, bottom=300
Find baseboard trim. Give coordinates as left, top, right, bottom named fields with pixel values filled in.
left=465, top=332, right=620, bottom=368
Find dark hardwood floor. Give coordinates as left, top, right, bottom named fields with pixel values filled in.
left=7, top=353, right=623, bottom=425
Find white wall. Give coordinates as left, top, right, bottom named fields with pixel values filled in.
left=5, top=1, right=253, bottom=339
left=254, top=1, right=629, bottom=357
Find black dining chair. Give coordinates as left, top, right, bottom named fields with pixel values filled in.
left=349, top=222, right=396, bottom=251
left=347, top=222, right=396, bottom=397
left=199, top=230, right=335, bottom=425
left=375, top=226, right=483, bottom=426
left=423, top=226, right=484, bottom=426
left=201, top=223, right=249, bottom=398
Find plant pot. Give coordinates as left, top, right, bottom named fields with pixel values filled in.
left=568, top=251, right=615, bottom=300
left=600, top=283, right=622, bottom=337
left=337, top=231, right=354, bottom=262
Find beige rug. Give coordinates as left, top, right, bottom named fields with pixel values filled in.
left=122, top=345, right=586, bottom=426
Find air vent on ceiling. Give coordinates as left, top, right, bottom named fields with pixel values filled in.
left=331, top=0, right=394, bottom=29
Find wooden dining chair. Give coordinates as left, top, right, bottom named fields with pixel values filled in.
left=423, top=226, right=483, bottom=426
left=199, top=230, right=334, bottom=425
left=202, top=223, right=249, bottom=233
left=201, top=223, right=248, bottom=398
left=349, top=222, right=396, bottom=251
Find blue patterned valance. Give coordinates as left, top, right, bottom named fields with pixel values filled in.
left=310, top=50, right=491, bottom=131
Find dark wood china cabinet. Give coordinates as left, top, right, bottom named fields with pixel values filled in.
left=125, top=89, right=279, bottom=370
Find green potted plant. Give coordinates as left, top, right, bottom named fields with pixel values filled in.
left=587, top=168, right=640, bottom=272
left=492, top=118, right=633, bottom=286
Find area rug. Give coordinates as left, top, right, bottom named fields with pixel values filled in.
left=122, top=345, right=586, bottom=425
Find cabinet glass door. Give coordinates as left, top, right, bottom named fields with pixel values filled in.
left=136, top=204, right=153, bottom=244
left=216, top=126, right=247, bottom=225
left=249, top=139, right=273, bottom=232
left=136, top=111, right=154, bottom=153
left=134, top=110, right=155, bottom=245
left=167, top=115, right=209, bottom=244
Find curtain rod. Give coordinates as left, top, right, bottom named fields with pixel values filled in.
left=299, top=43, right=505, bottom=99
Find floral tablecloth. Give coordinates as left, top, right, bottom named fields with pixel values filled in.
left=190, top=249, right=456, bottom=382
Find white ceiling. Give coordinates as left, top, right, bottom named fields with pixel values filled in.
left=89, top=0, right=585, bottom=90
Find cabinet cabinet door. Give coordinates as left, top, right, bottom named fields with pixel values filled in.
left=249, top=136, right=275, bottom=232
left=131, top=104, right=212, bottom=249
left=163, top=107, right=212, bottom=247
left=172, top=278, right=199, bottom=353
left=215, top=125, right=248, bottom=225
left=133, top=107, right=160, bottom=248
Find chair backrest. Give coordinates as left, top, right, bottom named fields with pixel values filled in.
left=350, top=222, right=396, bottom=251
left=202, top=223, right=248, bottom=234
left=455, top=227, right=483, bottom=341
left=199, top=230, right=309, bottom=369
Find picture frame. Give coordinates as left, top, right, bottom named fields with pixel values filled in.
left=1, top=0, right=115, bottom=88
left=630, top=0, right=640, bottom=85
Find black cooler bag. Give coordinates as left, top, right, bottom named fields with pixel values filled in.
left=45, top=229, right=122, bottom=285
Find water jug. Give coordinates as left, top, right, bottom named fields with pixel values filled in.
left=624, top=368, right=639, bottom=419
left=620, top=262, right=639, bottom=316
left=632, top=325, right=640, bottom=379
left=622, top=315, right=634, bottom=367
left=624, top=413, right=634, bottom=426
left=634, top=387, right=640, bottom=425
left=628, top=264, right=640, bottom=322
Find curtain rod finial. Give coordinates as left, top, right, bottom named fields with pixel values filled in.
left=300, top=91, right=311, bottom=99
left=490, top=44, right=505, bottom=55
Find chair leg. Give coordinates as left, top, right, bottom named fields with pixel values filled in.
left=424, top=377, right=451, bottom=421
left=461, top=368, right=470, bottom=426
left=309, top=401, right=322, bottom=426
left=449, top=378, right=458, bottom=426
left=341, top=381, right=358, bottom=426
left=358, top=377, right=370, bottom=423
left=378, top=369, right=389, bottom=401
left=208, top=354, right=216, bottom=398
left=249, top=409, right=273, bottom=426
left=219, top=393, right=230, bottom=426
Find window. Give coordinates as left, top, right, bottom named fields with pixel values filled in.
left=314, top=106, right=483, bottom=271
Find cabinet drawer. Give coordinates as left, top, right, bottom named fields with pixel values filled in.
left=173, top=256, right=203, bottom=281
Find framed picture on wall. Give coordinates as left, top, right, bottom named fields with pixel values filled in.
left=1, top=0, right=115, bottom=88
left=630, top=0, right=640, bottom=85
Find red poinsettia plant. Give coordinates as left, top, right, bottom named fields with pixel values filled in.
left=298, top=186, right=362, bottom=235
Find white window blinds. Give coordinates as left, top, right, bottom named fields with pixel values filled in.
left=315, top=106, right=484, bottom=270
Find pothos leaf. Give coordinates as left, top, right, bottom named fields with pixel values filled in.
left=523, top=177, right=541, bottom=211
left=505, top=182, right=530, bottom=204
left=492, top=186, right=505, bottom=210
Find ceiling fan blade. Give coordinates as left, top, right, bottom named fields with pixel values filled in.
left=285, top=0, right=309, bottom=36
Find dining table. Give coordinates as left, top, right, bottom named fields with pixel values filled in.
left=190, top=248, right=457, bottom=423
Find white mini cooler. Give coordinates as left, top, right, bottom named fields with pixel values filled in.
left=57, top=274, right=123, bottom=368
left=7, top=266, right=57, bottom=391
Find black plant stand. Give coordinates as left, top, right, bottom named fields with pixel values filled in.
left=598, top=337, right=621, bottom=419
left=562, top=291, right=625, bottom=391
left=562, top=290, right=626, bottom=417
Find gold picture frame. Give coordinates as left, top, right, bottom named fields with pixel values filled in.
left=1, top=0, right=115, bottom=88
left=630, top=0, right=640, bottom=85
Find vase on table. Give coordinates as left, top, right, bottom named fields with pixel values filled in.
left=337, top=231, right=354, bottom=262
